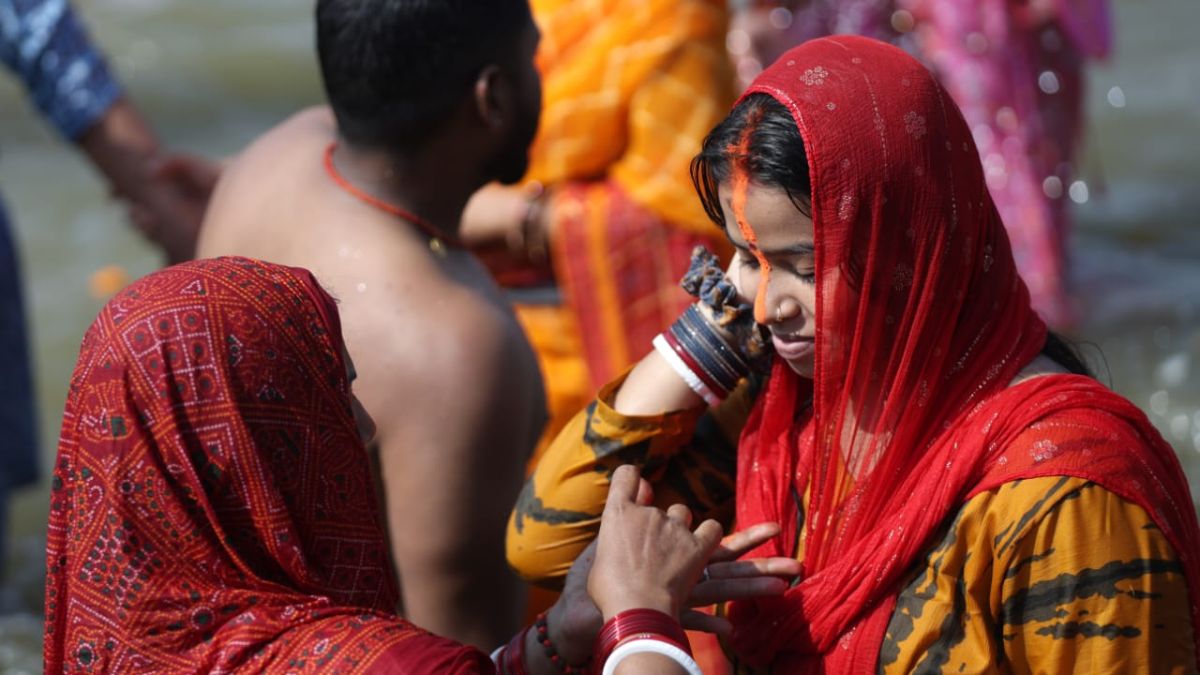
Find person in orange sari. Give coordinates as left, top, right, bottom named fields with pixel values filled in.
left=43, top=256, right=800, bottom=674
left=508, top=36, right=1200, bottom=672
left=461, top=0, right=737, bottom=457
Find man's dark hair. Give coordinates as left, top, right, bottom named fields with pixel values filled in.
left=317, top=0, right=532, bottom=152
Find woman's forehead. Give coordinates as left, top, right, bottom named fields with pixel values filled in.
left=720, top=182, right=814, bottom=248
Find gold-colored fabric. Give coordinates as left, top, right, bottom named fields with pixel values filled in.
left=515, top=0, right=735, bottom=466
left=507, top=377, right=1196, bottom=672
left=528, top=0, right=733, bottom=233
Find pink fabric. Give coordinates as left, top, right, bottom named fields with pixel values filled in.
left=724, top=37, right=1199, bottom=673
left=752, top=0, right=1112, bottom=326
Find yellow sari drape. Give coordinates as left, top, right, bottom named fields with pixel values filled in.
left=517, top=0, right=735, bottom=464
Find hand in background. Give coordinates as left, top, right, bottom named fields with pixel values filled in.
left=127, top=152, right=222, bottom=264
left=78, top=99, right=221, bottom=265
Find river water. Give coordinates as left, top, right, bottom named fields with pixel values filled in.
left=1, top=0, right=1197, bottom=670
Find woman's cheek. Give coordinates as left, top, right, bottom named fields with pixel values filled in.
left=732, top=263, right=758, bottom=304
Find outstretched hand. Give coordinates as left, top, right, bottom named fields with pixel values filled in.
left=680, top=521, right=801, bottom=635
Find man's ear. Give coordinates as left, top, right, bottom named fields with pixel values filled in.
left=472, top=64, right=509, bottom=130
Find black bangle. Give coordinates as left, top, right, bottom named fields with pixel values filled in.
left=667, top=311, right=745, bottom=395
left=679, top=305, right=749, bottom=373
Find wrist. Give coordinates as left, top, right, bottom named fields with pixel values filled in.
left=594, top=609, right=691, bottom=670
left=506, top=181, right=550, bottom=264
left=537, top=606, right=594, bottom=672
left=656, top=305, right=750, bottom=404
left=595, top=588, right=675, bottom=623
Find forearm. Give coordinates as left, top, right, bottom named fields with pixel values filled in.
left=2, top=0, right=124, bottom=139
left=77, top=98, right=162, bottom=202
left=507, top=390, right=706, bottom=584
left=612, top=349, right=703, bottom=416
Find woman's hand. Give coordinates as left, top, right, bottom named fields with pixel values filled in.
left=681, top=521, right=801, bottom=635
left=589, top=465, right=722, bottom=620
left=587, top=466, right=798, bottom=621
left=540, top=467, right=799, bottom=665
left=682, top=246, right=771, bottom=370
left=459, top=184, right=527, bottom=247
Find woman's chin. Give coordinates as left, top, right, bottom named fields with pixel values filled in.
left=784, top=356, right=814, bottom=379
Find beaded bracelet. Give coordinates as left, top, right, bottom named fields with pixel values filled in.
left=534, top=611, right=590, bottom=674
left=594, top=608, right=691, bottom=666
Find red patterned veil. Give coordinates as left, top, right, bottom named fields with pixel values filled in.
left=725, top=37, right=1200, bottom=672
left=44, top=257, right=485, bottom=673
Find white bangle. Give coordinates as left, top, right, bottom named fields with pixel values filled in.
left=653, top=334, right=721, bottom=407
left=601, top=638, right=702, bottom=675
left=489, top=644, right=505, bottom=664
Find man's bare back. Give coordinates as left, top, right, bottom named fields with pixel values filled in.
left=198, top=106, right=546, bottom=648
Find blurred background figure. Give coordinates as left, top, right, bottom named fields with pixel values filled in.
left=460, top=0, right=735, bottom=458
left=0, top=0, right=1197, bottom=671
left=727, top=0, right=1110, bottom=327
left=0, top=0, right=214, bottom=608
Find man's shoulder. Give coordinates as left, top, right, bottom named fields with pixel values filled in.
left=350, top=266, right=526, bottom=367
left=227, top=106, right=334, bottom=175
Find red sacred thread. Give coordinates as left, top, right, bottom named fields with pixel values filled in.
left=323, top=142, right=462, bottom=249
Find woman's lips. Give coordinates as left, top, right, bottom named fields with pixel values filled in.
left=772, top=334, right=815, bottom=361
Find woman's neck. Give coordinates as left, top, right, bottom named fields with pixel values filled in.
left=1008, top=353, right=1070, bottom=388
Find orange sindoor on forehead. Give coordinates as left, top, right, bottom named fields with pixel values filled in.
left=728, top=126, right=772, bottom=324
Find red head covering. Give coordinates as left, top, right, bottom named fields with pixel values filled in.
left=727, top=37, right=1200, bottom=672
left=44, top=258, right=485, bottom=673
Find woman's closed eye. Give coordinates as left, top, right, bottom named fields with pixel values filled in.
left=739, top=252, right=815, bottom=283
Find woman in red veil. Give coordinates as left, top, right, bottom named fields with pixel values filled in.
left=508, top=36, right=1200, bottom=673
left=43, top=256, right=796, bottom=674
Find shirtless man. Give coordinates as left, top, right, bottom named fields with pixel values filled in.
left=197, top=0, right=545, bottom=649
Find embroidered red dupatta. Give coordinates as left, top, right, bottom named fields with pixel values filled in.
left=44, top=258, right=489, bottom=673
left=727, top=37, right=1200, bottom=672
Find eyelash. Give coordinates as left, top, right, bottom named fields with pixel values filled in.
left=739, top=254, right=816, bottom=283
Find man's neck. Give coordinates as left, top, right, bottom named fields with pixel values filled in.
left=332, top=139, right=479, bottom=239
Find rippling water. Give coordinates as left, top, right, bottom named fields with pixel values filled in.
left=1, top=0, right=1198, bottom=670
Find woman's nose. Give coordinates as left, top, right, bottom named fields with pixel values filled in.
left=768, top=296, right=804, bottom=325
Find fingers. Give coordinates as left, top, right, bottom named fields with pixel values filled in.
left=634, top=477, right=654, bottom=506
left=666, top=503, right=692, bottom=528
left=692, top=518, right=725, bottom=558
left=605, top=465, right=641, bottom=510
left=689, top=576, right=790, bottom=607
left=681, top=610, right=732, bottom=636
left=703, top=557, right=802, bottom=580
left=709, top=522, right=781, bottom=563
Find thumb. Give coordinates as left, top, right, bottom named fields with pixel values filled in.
left=605, top=464, right=641, bottom=511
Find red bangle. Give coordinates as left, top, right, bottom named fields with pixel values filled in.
left=663, top=329, right=729, bottom=397
left=534, top=611, right=590, bottom=674
left=594, top=609, right=691, bottom=665
left=498, top=625, right=530, bottom=675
